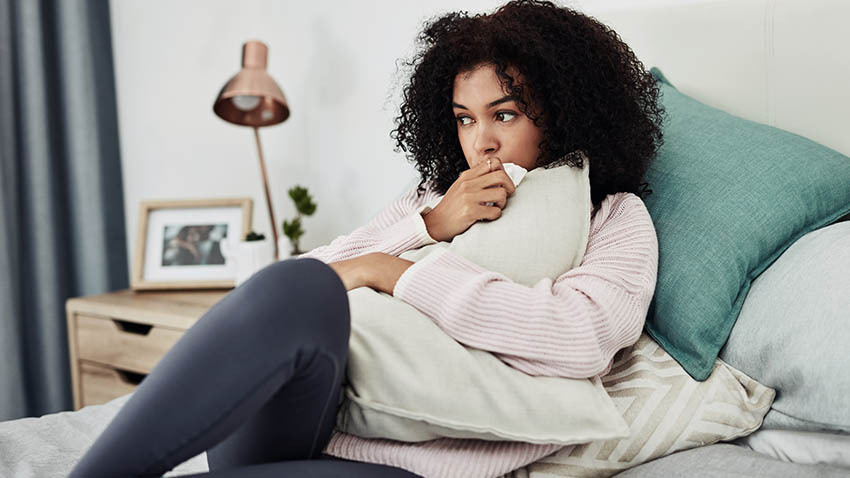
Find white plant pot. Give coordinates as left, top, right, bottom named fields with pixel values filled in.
left=277, top=236, right=292, bottom=261
left=220, top=238, right=275, bottom=287
left=277, top=237, right=307, bottom=261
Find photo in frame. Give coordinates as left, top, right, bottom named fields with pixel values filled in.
left=131, top=198, right=253, bottom=290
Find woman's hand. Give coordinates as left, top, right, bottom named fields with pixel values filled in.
left=422, top=158, right=516, bottom=242
left=328, top=253, right=414, bottom=294
left=328, top=256, right=371, bottom=291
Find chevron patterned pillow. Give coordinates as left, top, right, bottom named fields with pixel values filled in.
left=507, top=334, right=775, bottom=478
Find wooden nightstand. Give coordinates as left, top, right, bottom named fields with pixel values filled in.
left=65, top=289, right=229, bottom=410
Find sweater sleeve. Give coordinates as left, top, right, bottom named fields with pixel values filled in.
left=391, top=192, right=659, bottom=379
left=298, top=184, right=441, bottom=264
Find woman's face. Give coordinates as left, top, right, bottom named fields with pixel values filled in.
left=452, top=63, right=543, bottom=171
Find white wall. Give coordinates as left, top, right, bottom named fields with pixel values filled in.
left=109, top=0, right=712, bottom=272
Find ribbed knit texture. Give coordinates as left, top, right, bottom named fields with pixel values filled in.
left=300, top=183, right=658, bottom=478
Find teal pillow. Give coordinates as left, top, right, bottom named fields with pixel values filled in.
left=643, top=67, right=850, bottom=381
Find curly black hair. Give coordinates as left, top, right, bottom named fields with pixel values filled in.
left=392, top=0, right=665, bottom=209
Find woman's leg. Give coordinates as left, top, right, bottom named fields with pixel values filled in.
left=69, top=258, right=404, bottom=477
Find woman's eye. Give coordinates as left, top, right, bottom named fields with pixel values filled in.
left=496, top=111, right=517, bottom=122
left=456, top=116, right=473, bottom=126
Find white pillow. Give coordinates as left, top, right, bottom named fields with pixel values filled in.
left=336, top=155, right=630, bottom=444
left=733, top=429, right=850, bottom=469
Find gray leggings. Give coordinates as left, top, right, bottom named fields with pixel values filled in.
left=70, top=258, right=421, bottom=477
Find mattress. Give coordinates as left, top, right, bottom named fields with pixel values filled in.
left=612, top=443, right=849, bottom=478
left=2, top=393, right=849, bottom=478
left=0, top=394, right=206, bottom=477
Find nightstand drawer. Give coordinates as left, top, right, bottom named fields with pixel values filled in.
left=79, top=360, right=143, bottom=407
left=66, top=289, right=227, bottom=410
left=76, top=314, right=184, bottom=374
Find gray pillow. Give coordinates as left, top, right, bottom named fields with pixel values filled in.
left=719, top=221, right=850, bottom=433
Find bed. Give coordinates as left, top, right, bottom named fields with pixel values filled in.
left=2, top=0, right=849, bottom=477
left=1, top=392, right=848, bottom=477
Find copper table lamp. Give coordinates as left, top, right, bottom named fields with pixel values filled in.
left=213, top=40, right=289, bottom=260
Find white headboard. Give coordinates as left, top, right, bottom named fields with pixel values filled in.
left=583, top=0, right=850, bottom=158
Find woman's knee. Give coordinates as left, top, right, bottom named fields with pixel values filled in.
left=236, top=258, right=350, bottom=343
left=251, top=258, right=344, bottom=294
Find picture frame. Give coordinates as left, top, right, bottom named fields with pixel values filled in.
left=131, top=198, right=253, bottom=290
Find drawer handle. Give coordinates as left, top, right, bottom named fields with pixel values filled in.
left=115, top=369, right=146, bottom=385
left=112, top=319, right=153, bottom=336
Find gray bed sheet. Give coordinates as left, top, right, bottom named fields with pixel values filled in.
left=2, top=393, right=848, bottom=478
left=0, top=394, right=207, bottom=477
left=612, top=443, right=849, bottom=478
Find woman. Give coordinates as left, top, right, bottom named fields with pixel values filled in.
left=71, top=1, right=662, bottom=477
left=163, top=226, right=202, bottom=266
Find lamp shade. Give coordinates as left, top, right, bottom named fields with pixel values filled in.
left=213, top=41, right=289, bottom=127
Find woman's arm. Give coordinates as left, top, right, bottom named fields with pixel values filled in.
left=391, top=192, right=659, bottom=379
left=298, top=184, right=441, bottom=264
left=326, top=252, right=414, bottom=292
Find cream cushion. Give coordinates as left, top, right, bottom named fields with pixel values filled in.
left=335, top=157, right=632, bottom=444
left=419, top=158, right=590, bottom=287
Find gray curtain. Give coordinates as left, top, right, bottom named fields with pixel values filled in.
left=0, top=0, right=128, bottom=420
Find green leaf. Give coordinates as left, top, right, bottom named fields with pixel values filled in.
left=244, top=231, right=265, bottom=241
left=283, top=185, right=315, bottom=249
left=289, top=185, right=317, bottom=216
left=282, top=217, right=304, bottom=241
left=297, top=198, right=316, bottom=216
left=288, top=185, right=307, bottom=202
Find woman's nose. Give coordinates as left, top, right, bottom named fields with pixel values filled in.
left=473, top=123, right=498, bottom=156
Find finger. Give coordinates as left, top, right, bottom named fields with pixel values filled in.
left=487, top=159, right=515, bottom=195
left=462, top=158, right=501, bottom=180
left=484, top=159, right=513, bottom=193
left=469, top=170, right=516, bottom=195
left=479, top=159, right=499, bottom=176
left=476, top=204, right=503, bottom=221
left=478, top=186, right=508, bottom=208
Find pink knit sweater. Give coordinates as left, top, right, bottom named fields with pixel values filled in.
left=299, top=183, right=659, bottom=478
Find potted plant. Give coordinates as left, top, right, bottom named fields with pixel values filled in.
left=244, top=231, right=266, bottom=241
left=219, top=230, right=275, bottom=287
left=281, top=185, right=317, bottom=257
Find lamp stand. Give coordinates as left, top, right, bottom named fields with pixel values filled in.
left=252, top=127, right=280, bottom=260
